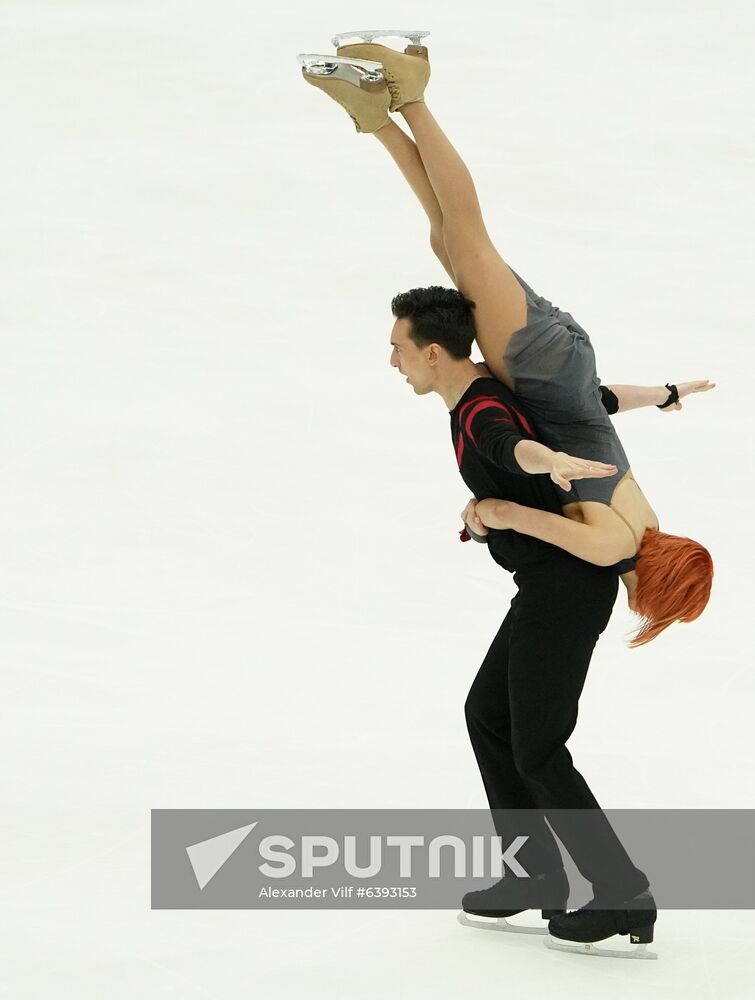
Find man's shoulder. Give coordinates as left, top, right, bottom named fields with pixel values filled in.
left=461, top=378, right=539, bottom=440
left=469, top=377, right=516, bottom=401
left=462, top=377, right=523, bottom=416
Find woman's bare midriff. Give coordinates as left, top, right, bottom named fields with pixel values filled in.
left=561, top=469, right=659, bottom=559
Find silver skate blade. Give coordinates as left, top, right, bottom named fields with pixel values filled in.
left=545, top=934, right=658, bottom=960
left=331, top=29, right=430, bottom=49
left=457, top=911, right=548, bottom=936
left=297, top=54, right=385, bottom=86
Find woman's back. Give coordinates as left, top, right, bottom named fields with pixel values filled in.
left=562, top=471, right=659, bottom=562
left=481, top=270, right=658, bottom=554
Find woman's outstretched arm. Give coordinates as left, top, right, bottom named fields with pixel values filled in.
left=605, top=380, right=716, bottom=413
left=474, top=498, right=629, bottom=567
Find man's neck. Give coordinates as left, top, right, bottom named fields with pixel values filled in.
left=439, top=361, right=488, bottom=411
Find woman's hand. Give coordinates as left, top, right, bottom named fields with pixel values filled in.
left=460, top=497, right=488, bottom=536
left=549, top=453, right=617, bottom=492
left=659, top=379, right=716, bottom=413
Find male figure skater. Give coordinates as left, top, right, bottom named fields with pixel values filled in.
left=389, top=285, right=657, bottom=953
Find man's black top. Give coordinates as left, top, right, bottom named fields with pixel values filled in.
left=450, top=377, right=618, bottom=573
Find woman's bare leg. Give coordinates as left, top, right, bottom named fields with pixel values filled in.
left=399, top=101, right=527, bottom=379
left=373, top=120, right=457, bottom=284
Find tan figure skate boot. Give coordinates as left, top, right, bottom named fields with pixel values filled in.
left=332, top=30, right=431, bottom=111
left=297, top=54, right=391, bottom=134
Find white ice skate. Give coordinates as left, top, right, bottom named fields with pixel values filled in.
left=331, top=29, right=430, bottom=51
left=296, top=53, right=386, bottom=88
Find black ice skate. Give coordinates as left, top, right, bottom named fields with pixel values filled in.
left=457, top=868, right=569, bottom=936
left=545, top=888, right=658, bottom=959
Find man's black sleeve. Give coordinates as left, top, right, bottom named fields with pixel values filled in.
left=467, top=402, right=529, bottom=474
left=599, top=384, right=619, bottom=414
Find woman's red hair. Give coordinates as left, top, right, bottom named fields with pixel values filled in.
left=630, top=527, right=713, bottom=647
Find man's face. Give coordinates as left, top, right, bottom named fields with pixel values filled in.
left=389, top=318, right=436, bottom=395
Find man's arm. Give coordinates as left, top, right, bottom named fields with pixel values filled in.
left=472, top=410, right=617, bottom=491
left=468, top=402, right=616, bottom=481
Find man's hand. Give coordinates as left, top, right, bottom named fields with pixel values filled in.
left=659, top=379, right=716, bottom=413
left=461, top=497, right=488, bottom=536
left=549, top=453, right=617, bottom=492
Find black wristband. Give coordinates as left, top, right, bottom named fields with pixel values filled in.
left=657, top=383, right=679, bottom=409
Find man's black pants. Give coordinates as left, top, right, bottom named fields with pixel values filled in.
left=464, top=552, right=649, bottom=903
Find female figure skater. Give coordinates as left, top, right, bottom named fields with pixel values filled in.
left=298, top=34, right=714, bottom=646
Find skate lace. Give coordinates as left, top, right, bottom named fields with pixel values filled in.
left=383, top=75, right=401, bottom=108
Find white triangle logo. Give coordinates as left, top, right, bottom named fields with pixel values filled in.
left=186, top=822, right=258, bottom=890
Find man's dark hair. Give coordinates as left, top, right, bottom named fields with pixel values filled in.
left=391, top=286, right=476, bottom=359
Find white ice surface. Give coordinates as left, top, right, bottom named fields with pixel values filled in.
left=1, top=0, right=754, bottom=996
